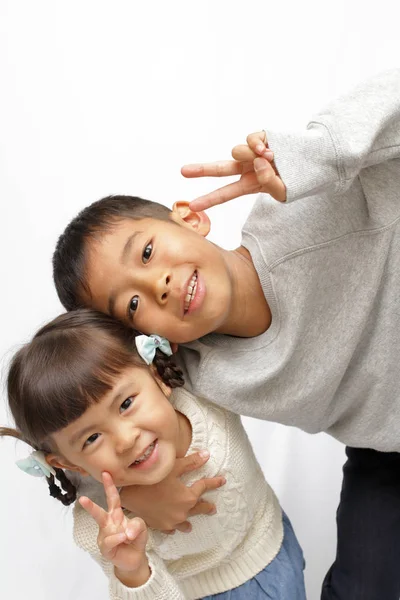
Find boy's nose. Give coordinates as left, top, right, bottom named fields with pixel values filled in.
left=153, top=272, right=171, bottom=305
left=136, top=269, right=171, bottom=304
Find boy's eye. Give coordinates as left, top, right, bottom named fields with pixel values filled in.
left=83, top=433, right=100, bottom=448
left=120, top=397, right=134, bottom=413
left=142, top=243, right=152, bottom=264
left=129, top=296, right=139, bottom=315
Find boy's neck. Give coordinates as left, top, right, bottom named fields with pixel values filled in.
left=216, top=246, right=271, bottom=338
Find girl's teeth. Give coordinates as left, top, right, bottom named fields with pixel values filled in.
left=133, top=441, right=155, bottom=465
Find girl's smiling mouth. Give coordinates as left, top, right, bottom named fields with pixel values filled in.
left=129, top=439, right=158, bottom=470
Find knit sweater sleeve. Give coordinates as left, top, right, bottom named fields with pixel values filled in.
left=73, top=502, right=186, bottom=600
left=266, top=69, right=400, bottom=201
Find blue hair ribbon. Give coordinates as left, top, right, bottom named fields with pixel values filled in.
left=135, top=334, right=172, bottom=365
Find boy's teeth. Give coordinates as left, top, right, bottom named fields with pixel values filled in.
left=184, top=272, right=198, bottom=312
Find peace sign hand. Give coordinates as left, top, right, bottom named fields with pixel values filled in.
left=79, top=472, right=150, bottom=584
left=181, top=131, right=287, bottom=211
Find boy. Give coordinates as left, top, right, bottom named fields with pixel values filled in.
left=53, top=69, right=400, bottom=600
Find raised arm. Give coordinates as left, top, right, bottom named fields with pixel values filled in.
left=266, top=68, right=400, bottom=201
left=182, top=69, right=400, bottom=210
left=74, top=473, right=186, bottom=600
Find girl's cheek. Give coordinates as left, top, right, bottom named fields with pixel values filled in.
left=86, top=454, right=108, bottom=476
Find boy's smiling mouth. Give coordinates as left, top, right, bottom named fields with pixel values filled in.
left=184, top=270, right=198, bottom=313
left=182, top=269, right=206, bottom=318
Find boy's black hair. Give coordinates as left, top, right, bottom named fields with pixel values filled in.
left=53, top=195, right=172, bottom=311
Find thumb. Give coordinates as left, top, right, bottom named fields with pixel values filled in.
left=126, top=517, right=148, bottom=547
left=253, top=158, right=286, bottom=202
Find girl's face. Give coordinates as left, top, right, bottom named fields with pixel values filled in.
left=48, top=365, right=181, bottom=487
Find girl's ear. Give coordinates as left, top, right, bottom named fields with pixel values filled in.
left=170, top=201, right=211, bottom=237
left=46, top=453, right=89, bottom=476
left=151, top=366, right=173, bottom=398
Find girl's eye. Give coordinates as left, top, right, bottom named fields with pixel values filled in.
left=142, top=243, right=152, bottom=264
left=129, top=295, right=139, bottom=315
left=83, top=433, right=100, bottom=448
left=120, top=397, right=134, bottom=413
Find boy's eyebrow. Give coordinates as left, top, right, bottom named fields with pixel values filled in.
left=107, top=231, right=142, bottom=317
left=108, top=293, right=117, bottom=319
left=120, top=231, right=142, bottom=266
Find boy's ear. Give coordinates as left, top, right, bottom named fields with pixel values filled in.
left=46, top=454, right=89, bottom=476
left=170, top=201, right=210, bottom=237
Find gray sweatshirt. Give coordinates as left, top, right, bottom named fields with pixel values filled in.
left=180, top=69, right=400, bottom=452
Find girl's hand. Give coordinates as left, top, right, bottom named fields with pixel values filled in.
left=80, top=472, right=149, bottom=584
left=181, top=131, right=287, bottom=211
left=120, top=451, right=225, bottom=534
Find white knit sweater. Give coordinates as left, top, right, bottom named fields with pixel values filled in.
left=73, top=388, right=283, bottom=600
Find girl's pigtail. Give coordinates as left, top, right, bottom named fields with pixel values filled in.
left=0, top=426, right=25, bottom=442
left=47, top=468, right=77, bottom=506
left=0, top=427, right=76, bottom=507
left=153, top=349, right=184, bottom=388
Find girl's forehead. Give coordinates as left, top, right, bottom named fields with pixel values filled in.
left=53, top=388, right=115, bottom=449
left=54, top=366, right=155, bottom=445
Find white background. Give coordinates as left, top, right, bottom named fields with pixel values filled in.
left=0, top=1, right=399, bottom=599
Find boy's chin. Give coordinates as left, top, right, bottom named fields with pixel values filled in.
left=171, top=325, right=217, bottom=344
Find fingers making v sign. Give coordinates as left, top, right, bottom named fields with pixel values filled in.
left=79, top=472, right=150, bottom=585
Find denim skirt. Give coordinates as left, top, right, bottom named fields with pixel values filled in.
left=201, top=512, right=306, bottom=600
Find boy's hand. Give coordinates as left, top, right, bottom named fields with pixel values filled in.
left=181, top=131, right=286, bottom=211
left=80, top=472, right=150, bottom=585
left=120, top=451, right=225, bottom=534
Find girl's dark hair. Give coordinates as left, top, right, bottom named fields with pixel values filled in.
left=53, top=195, right=172, bottom=311
left=0, top=309, right=183, bottom=505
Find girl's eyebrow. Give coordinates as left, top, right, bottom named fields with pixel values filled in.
left=69, top=423, right=99, bottom=447
left=69, top=382, right=135, bottom=447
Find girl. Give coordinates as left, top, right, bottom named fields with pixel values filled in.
left=1, top=309, right=305, bottom=600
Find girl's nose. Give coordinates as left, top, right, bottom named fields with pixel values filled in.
left=115, top=425, right=140, bottom=455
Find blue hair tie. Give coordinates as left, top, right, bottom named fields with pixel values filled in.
left=16, top=450, right=56, bottom=478
left=135, top=334, right=172, bottom=365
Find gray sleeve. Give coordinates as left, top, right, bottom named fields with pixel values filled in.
left=267, top=69, right=400, bottom=201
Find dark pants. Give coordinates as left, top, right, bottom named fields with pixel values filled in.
left=321, top=447, right=400, bottom=600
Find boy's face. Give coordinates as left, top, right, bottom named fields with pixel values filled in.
left=82, top=203, right=234, bottom=343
